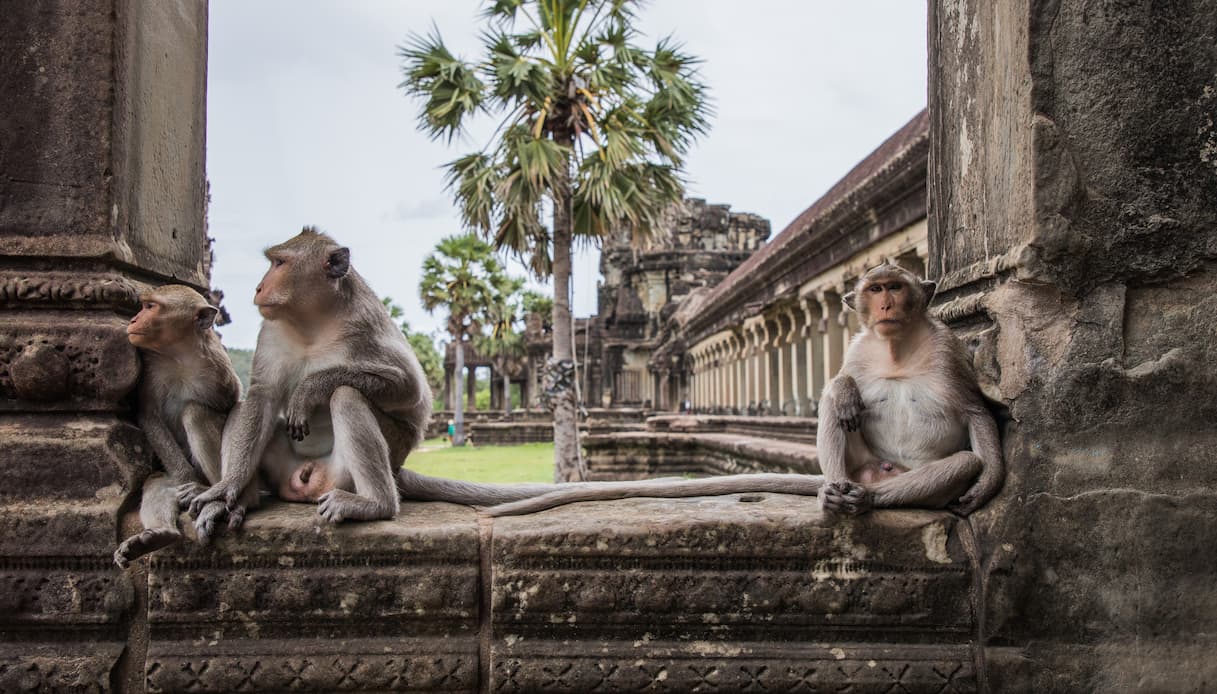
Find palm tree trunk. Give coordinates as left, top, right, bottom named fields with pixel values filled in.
left=502, top=371, right=512, bottom=415
left=453, top=335, right=466, bottom=446
left=551, top=139, right=582, bottom=481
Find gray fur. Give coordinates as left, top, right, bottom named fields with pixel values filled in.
left=115, top=286, right=245, bottom=568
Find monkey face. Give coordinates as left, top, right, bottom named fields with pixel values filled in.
left=127, top=298, right=165, bottom=348
left=129, top=286, right=218, bottom=353
left=256, top=228, right=352, bottom=322
left=862, top=279, right=916, bottom=336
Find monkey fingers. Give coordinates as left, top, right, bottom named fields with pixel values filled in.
left=317, top=490, right=347, bottom=523
left=822, top=481, right=872, bottom=515
left=227, top=504, right=247, bottom=531
left=187, top=481, right=233, bottom=517
left=175, top=482, right=207, bottom=512
left=284, top=390, right=315, bottom=441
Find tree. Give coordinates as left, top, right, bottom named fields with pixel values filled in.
left=418, top=234, right=506, bottom=446
left=400, top=0, right=710, bottom=480
left=382, top=297, right=445, bottom=404
left=474, top=274, right=527, bottom=414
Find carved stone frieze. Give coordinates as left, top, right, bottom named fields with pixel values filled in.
left=147, top=639, right=477, bottom=693
left=0, top=272, right=143, bottom=311
left=0, top=644, right=125, bottom=694
left=0, top=315, right=139, bottom=412
left=490, top=641, right=976, bottom=693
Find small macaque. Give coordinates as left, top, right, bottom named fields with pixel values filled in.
left=114, top=286, right=254, bottom=568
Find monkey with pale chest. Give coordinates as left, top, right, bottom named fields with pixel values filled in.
left=813, top=263, right=1004, bottom=515
left=114, top=285, right=254, bottom=568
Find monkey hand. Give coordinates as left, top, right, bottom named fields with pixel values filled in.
left=949, top=469, right=1003, bottom=516
left=284, top=388, right=315, bottom=441
left=836, top=377, right=865, bottom=432
left=820, top=481, right=872, bottom=515
left=175, top=482, right=208, bottom=512
left=188, top=480, right=240, bottom=518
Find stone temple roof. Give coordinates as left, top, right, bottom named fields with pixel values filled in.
left=682, top=109, right=929, bottom=340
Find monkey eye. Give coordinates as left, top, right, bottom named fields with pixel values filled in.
left=272, top=258, right=286, bottom=268
left=888, top=282, right=904, bottom=291
left=868, top=285, right=883, bottom=292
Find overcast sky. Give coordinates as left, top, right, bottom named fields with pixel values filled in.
left=206, top=1, right=927, bottom=349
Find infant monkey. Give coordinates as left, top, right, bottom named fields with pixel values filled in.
left=114, top=285, right=255, bottom=568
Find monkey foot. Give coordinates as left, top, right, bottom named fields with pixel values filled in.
left=114, top=528, right=182, bottom=569
left=821, top=481, right=872, bottom=516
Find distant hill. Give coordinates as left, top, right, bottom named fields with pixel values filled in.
left=226, top=348, right=253, bottom=394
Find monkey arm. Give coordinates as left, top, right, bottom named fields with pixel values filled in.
left=188, top=395, right=276, bottom=516
left=180, top=402, right=226, bottom=484
left=949, top=407, right=1005, bottom=515
left=138, top=408, right=201, bottom=486
left=815, top=375, right=861, bottom=483
left=284, top=367, right=408, bottom=441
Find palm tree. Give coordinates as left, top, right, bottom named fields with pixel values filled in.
left=418, top=234, right=505, bottom=446
left=400, top=0, right=710, bottom=480
left=474, top=275, right=526, bottom=414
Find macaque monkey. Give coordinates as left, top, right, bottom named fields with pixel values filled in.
left=814, top=263, right=1003, bottom=515
left=114, top=285, right=253, bottom=568
left=484, top=263, right=1003, bottom=517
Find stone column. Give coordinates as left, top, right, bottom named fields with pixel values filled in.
left=800, top=297, right=823, bottom=409
left=931, top=0, right=1217, bottom=689
left=818, top=292, right=845, bottom=386
left=0, top=2, right=209, bottom=689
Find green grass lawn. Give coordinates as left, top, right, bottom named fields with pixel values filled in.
left=405, top=438, right=553, bottom=483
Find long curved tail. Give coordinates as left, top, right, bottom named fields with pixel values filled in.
left=484, top=473, right=825, bottom=516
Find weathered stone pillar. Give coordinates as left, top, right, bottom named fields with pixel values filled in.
left=931, top=0, right=1217, bottom=689
left=800, top=296, right=823, bottom=407
left=0, top=1, right=209, bottom=689
left=818, top=292, right=844, bottom=387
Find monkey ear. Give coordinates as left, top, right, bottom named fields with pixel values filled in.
left=325, top=247, right=351, bottom=279
left=841, top=291, right=857, bottom=312
left=196, top=305, right=219, bottom=331
left=921, top=280, right=937, bottom=304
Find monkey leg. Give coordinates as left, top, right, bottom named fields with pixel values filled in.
left=866, top=451, right=983, bottom=511
left=317, top=386, right=399, bottom=523
left=114, top=475, right=183, bottom=568
left=190, top=396, right=276, bottom=517
left=181, top=401, right=225, bottom=484
left=820, top=428, right=887, bottom=516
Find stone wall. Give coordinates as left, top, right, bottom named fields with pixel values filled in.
left=930, top=0, right=1217, bottom=689
left=0, top=1, right=209, bottom=690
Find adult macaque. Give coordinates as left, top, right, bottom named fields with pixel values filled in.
left=485, top=263, right=1003, bottom=517
left=114, top=286, right=253, bottom=568
left=814, top=263, right=1003, bottom=515
left=187, top=227, right=559, bottom=524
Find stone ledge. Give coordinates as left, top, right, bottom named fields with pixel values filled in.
left=125, top=496, right=976, bottom=692
left=1, top=496, right=978, bottom=692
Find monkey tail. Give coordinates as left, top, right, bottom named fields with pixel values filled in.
left=483, top=473, right=825, bottom=517
left=396, top=468, right=564, bottom=505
